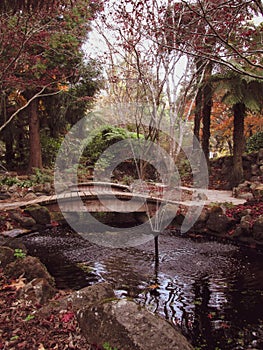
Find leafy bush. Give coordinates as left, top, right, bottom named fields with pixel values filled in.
left=83, top=125, right=140, bottom=166
left=0, top=168, right=52, bottom=188
left=32, top=167, right=53, bottom=184
left=0, top=175, right=34, bottom=188
left=177, top=157, right=191, bottom=178
left=246, top=131, right=263, bottom=153
left=0, top=176, right=20, bottom=186
left=41, top=134, right=63, bottom=166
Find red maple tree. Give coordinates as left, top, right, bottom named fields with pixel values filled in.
left=0, top=0, right=103, bottom=171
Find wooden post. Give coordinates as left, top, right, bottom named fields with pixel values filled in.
left=154, top=235, right=159, bottom=267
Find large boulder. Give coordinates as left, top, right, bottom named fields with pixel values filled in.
left=206, top=207, right=233, bottom=234
left=0, top=246, right=15, bottom=268
left=232, top=215, right=252, bottom=238
left=0, top=247, right=56, bottom=305
left=77, top=298, right=194, bottom=350
left=193, top=207, right=209, bottom=231
left=3, top=237, right=28, bottom=253
left=252, top=184, right=263, bottom=200
left=9, top=210, right=36, bottom=228
left=172, top=213, right=186, bottom=228
left=63, top=282, right=115, bottom=311
left=19, top=278, right=57, bottom=305
left=252, top=215, right=263, bottom=241
left=4, top=255, right=54, bottom=286
left=40, top=282, right=194, bottom=349
left=24, top=204, right=51, bottom=225
left=239, top=215, right=252, bottom=236
left=232, top=226, right=243, bottom=238
left=39, top=282, right=115, bottom=316
left=232, top=181, right=254, bottom=200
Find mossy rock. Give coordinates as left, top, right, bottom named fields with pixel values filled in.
left=0, top=246, right=15, bottom=268
left=24, top=204, right=51, bottom=225
left=4, top=255, right=55, bottom=286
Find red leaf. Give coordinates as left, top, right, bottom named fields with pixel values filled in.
left=61, top=311, right=74, bottom=323
left=51, top=221, right=59, bottom=227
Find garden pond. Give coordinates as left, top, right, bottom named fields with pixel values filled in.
left=22, top=226, right=263, bottom=350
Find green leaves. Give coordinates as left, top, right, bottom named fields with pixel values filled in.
left=14, top=249, right=26, bottom=259
left=83, top=125, right=138, bottom=165
left=24, top=314, right=35, bottom=322
left=246, top=131, right=263, bottom=152
left=215, top=71, right=263, bottom=113
left=103, top=342, right=118, bottom=350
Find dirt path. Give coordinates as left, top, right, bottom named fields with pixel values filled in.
left=180, top=187, right=246, bottom=206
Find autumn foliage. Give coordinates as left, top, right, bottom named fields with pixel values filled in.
left=0, top=0, right=103, bottom=171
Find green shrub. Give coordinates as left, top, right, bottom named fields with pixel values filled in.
left=246, top=131, right=263, bottom=153
left=0, top=168, right=52, bottom=188
left=41, top=134, right=63, bottom=166
left=177, top=158, right=191, bottom=178
left=32, top=168, right=52, bottom=184
left=0, top=175, right=34, bottom=188
left=0, top=176, right=19, bottom=186
left=83, top=125, right=141, bottom=167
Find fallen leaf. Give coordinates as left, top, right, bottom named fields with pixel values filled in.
left=61, top=311, right=75, bottom=323
left=3, top=276, right=26, bottom=291
left=220, top=322, right=231, bottom=329
left=51, top=221, right=59, bottom=227
left=148, top=284, right=159, bottom=290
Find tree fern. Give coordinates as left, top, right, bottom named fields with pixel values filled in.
left=215, top=71, right=263, bottom=113
left=212, top=69, right=263, bottom=186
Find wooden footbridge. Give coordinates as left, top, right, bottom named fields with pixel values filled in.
left=0, top=182, right=181, bottom=214
left=40, top=182, right=172, bottom=215
left=0, top=181, right=246, bottom=213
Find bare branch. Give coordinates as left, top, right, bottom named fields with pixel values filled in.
left=178, top=0, right=263, bottom=78
left=0, top=86, right=61, bottom=133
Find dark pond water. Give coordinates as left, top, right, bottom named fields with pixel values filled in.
left=22, top=226, right=263, bottom=350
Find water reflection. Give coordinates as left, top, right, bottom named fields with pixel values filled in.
left=23, top=228, right=263, bottom=350
left=97, top=253, right=263, bottom=349
left=136, top=271, right=263, bottom=349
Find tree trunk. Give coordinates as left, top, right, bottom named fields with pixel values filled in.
left=201, top=86, right=212, bottom=163
left=28, top=98, right=42, bottom=172
left=4, top=132, right=14, bottom=168
left=193, top=60, right=203, bottom=149
left=201, top=63, right=213, bottom=164
left=231, top=103, right=245, bottom=187
left=194, top=87, right=202, bottom=145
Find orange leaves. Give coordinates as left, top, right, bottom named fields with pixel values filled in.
left=57, top=83, right=69, bottom=91
left=8, top=91, right=27, bottom=107
left=244, top=113, right=263, bottom=137
left=147, top=283, right=159, bottom=291
left=211, top=99, right=262, bottom=147
left=3, top=275, right=26, bottom=292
